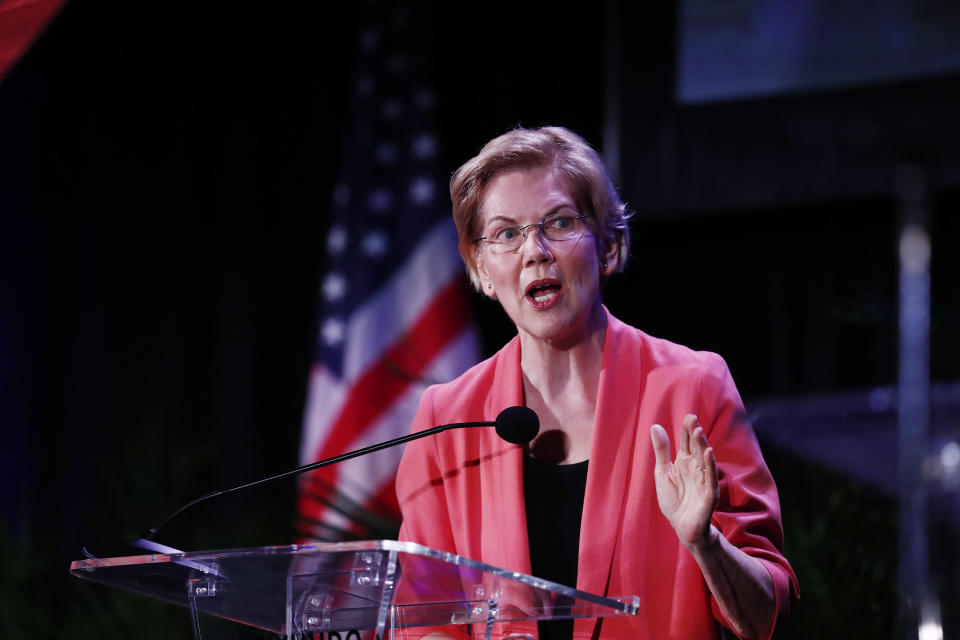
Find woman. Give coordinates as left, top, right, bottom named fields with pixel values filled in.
left=396, top=126, right=798, bottom=640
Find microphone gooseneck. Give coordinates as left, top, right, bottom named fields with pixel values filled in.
left=133, top=407, right=540, bottom=546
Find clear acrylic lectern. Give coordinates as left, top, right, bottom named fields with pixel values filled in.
left=71, top=540, right=639, bottom=639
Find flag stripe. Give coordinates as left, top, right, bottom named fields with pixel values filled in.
left=297, top=278, right=473, bottom=533
left=299, top=220, right=463, bottom=466
left=299, top=365, right=349, bottom=466
left=297, top=324, right=479, bottom=537
left=298, top=2, right=478, bottom=540
left=315, top=275, right=473, bottom=462
left=342, top=220, right=463, bottom=381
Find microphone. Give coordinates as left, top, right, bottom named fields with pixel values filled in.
left=494, top=405, right=540, bottom=444
left=132, top=406, right=539, bottom=546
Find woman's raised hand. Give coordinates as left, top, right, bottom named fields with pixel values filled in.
left=650, top=414, right=719, bottom=551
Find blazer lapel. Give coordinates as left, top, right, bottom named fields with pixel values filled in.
left=479, top=336, right=531, bottom=575
left=577, top=308, right=643, bottom=597
left=478, top=316, right=644, bottom=634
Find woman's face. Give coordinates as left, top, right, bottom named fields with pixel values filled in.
left=475, top=166, right=615, bottom=348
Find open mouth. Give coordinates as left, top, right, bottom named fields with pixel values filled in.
left=525, top=279, right=562, bottom=306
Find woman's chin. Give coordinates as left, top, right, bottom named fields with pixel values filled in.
left=518, top=313, right=596, bottom=349
left=509, top=292, right=604, bottom=348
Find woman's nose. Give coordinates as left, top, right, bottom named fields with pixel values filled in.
left=521, top=226, right=553, bottom=265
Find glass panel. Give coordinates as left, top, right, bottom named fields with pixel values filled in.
left=71, top=540, right=640, bottom=636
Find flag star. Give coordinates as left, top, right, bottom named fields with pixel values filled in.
left=410, top=177, right=435, bottom=205
left=356, top=75, right=375, bottom=98
left=412, top=133, right=436, bottom=160
left=323, top=273, right=347, bottom=301
left=327, top=225, right=348, bottom=254
left=362, top=230, right=389, bottom=258
left=321, top=317, right=345, bottom=346
left=381, top=99, right=403, bottom=120
left=368, top=188, right=393, bottom=213
left=376, top=141, right=398, bottom=165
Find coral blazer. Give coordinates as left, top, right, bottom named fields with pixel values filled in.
left=396, top=308, right=798, bottom=639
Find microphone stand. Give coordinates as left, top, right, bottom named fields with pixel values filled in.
left=80, top=405, right=536, bottom=557
left=138, top=420, right=497, bottom=544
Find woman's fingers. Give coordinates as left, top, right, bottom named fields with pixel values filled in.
left=704, top=446, right=718, bottom=488
left=653, top=415, right=715, bottom=487
left=686, top=414, right=710, bottom=460
left=683, top=415, right=718, bottom=489
left=650, top=414, right=720, bottom=547
left=650, top=423, right=671, bottom=472
left=679, top=415, right=691, bottom=455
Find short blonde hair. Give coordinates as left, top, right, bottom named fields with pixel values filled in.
left=450, top=126, right=631, bottom=290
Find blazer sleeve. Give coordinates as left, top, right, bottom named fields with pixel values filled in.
left=397, top=385, right=457, bottom=551
left=698, top=353, right=800, bottom=639
left=395, top=386, right=473, bottom=640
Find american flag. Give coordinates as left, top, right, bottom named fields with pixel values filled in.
left=296, top=4, right=479, bottom=541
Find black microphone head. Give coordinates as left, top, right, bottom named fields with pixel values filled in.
left=495, top=406, right=540, bottom=444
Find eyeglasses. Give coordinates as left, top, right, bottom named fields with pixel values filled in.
left=474, top=214, right=591, bottom=254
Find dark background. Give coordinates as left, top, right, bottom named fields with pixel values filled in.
left=1, top=1, right=958, bottom=638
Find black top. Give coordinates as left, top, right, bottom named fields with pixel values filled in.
left=523, top=455, right=589, bottom=640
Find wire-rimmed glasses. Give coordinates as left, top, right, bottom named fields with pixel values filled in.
left=474, top=214, right=591, bottom=254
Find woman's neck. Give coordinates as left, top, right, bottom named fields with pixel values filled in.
left=519, top=302, right=607, bottom=401
left=519, top=303, right=607, bottom=464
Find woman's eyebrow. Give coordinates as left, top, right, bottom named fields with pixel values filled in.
left=485, top=205, right=577, bottom=225
left=543, top=205, right=578, bottom=216
left=484, top=214, right=517, bottom=225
